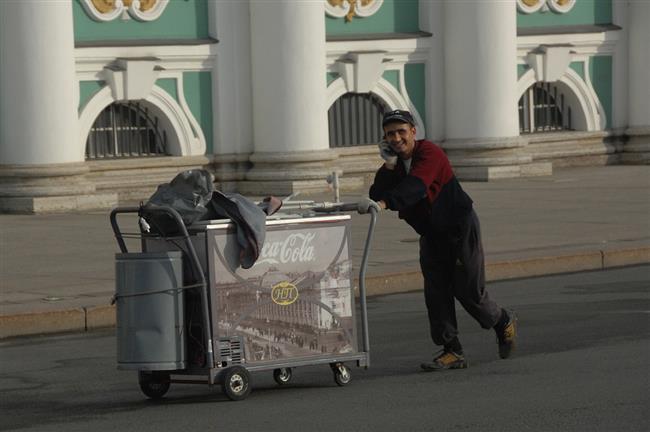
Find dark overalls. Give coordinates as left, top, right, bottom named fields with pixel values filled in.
left=370, top=140, right=501, bottom=347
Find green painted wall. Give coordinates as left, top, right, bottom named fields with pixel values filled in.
left=404, top=63, right=426, bottom=131
left=589, top=55, right=612, bottom=129
left=155, top=78, right=179, bottom=102
left=517, top=0, right=612, bottom=27
left=183, top=72, right=213, bottom=154
left=327, top=72, right=340, bottom=86
left=326, top=0, right=419, bottom=36
left=517, top=64, right=530, bottom=78
left=382, top=70, right=400, bottom=90
left=570, top=61, right=585, bottom=80
left=73, top=0, right=209, bottom=42
left=79, top=80, right=105, bottom=110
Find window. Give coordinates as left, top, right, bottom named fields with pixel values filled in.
left=519, top=82, right=572, bottom=134
left=328, top=92, right=389, bottom=148
left=85, top=101, right=168, bottom=160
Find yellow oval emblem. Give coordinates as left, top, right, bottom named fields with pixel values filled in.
left=271, top=281, right=299, bottom=306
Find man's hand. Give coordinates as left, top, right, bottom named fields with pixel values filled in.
left=378, top=141, right=397, bottom=168
left=357, top=197, right=382, bottom=214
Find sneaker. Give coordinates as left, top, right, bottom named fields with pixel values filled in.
left=420, top=350, right=467, bottom=371
left=496, top=310, right=517, bottom=359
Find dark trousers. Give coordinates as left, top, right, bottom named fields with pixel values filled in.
left=419, top=209, right=501, bottom=347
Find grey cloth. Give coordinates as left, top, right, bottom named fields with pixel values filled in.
left=418, top=210, right=501, bottom=346
left=207, top=191, right=266, bottom=269
left=144, top=169, right=266, bottom=269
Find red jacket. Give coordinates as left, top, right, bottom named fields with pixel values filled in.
left=369, top=140, right=473, bottom=236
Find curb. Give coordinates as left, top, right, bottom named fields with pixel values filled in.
left=0, top=308, right=86, bottom=339
left=1, top=247, right=648, bottom=340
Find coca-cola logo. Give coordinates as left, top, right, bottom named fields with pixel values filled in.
left=257, top=232, right=316, bottom=265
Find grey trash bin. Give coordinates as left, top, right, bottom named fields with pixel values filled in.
left=115, top=251, right=186, bottom=370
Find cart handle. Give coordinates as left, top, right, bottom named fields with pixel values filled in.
left=357, top=207, right=377, bottom=364
left=109, top=206, right=140, bottom=253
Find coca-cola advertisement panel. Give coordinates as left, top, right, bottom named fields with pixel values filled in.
left=207, top=218, right=356, bottom=365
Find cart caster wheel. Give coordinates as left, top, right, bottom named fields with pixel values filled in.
left=331, top=363, right=351, bottom=387
left=273, top=368, right=292, bottom=386
left=138, top=371, right=170, bottom=400
left=221, top=366, right=251, bottom=401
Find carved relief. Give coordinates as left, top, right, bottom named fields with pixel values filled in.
left=82, top=0, right=169, bottom=22
left=517, top=0, right=576, bottom=14
left=326, top=0, right=383, bottom=22
left=547, top=0, right=577, bottom=13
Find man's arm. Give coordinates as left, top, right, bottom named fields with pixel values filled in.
left=369, top=165, right=399, bottom=202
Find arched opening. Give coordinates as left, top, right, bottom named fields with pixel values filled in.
left=327, top=92, right=389, bottom=148
left=518, top=81, right=574, bottom=134
left=85, top=100, right=170, bottom=160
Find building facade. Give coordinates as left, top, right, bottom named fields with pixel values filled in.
left=0, top=0, right=648, bottom=212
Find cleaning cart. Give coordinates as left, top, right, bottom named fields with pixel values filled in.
left=110, top=200, right=376, bottom=401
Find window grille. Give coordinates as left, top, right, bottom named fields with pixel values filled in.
left=518, top=82, right=572, bottom=134
left=328, top=92, right=389, bottom=148
left=85, top=101, right=168, bottom=160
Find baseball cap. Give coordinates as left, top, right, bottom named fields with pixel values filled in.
left=382, top=110, right=415, bottom=127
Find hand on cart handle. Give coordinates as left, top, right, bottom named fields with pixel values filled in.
left=357, top=197, right=382, bottom=214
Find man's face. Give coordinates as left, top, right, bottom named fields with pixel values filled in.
left=383, top=121, right=416, bottom=159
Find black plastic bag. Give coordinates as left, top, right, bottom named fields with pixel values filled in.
left=143, top=169, right=214, bottom=234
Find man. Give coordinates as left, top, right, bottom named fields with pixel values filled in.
left=368, top=109, right=517, bottom=371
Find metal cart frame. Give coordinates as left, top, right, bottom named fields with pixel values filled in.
left=110, top=203, right=376, bottom=401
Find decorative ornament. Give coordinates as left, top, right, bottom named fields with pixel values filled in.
left=517, top=0, right=576, bottom=14
left=326, top=0, right=383, bottom=23
left=547, top=0, right=577, bottom=14
left=82, top=0, right=170, bottom=22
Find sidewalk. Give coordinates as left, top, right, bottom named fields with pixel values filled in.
left=1, top=165, right=649, bottom=338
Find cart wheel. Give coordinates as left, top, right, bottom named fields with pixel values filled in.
left=138, top=371, right=171, bottom=400
left=273, top=368, right=292, bottom=386
left=331, top=363, right=352, bottom=387
left=221, top=366, right=251, bottom=401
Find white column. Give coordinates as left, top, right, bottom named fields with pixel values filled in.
left=442, top=0, right=542, bottom=179
left=0, top=0, right=79, bottom=165
left=0, top=1, right=118, bottom=212
left=242, top=0, right=333, bottom=195
left=208, top=0, right=254, bottom=190
left=623, top=0, right=650, bottom=163
left=627, top=1, right=650, bottom=129
left=210, top=0, right=253, bottom=155
left=444, top=0, right=519, bottom=138
left=249, top=0, right=328, bottom=153
left=419, top=0, right=446, bottom=141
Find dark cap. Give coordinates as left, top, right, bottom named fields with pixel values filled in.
left=382, top=110, right=415, bottom=127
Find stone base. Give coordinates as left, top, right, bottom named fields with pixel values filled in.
left=442, top=136, right=548, bottom=181
left=526, top=130, right=620, bottom=167
left=454, top=162, right=552, bottom=181
left=621, top=127, right=650, bottom=165
left=241, top=150, right=339, bottom=197
left=0, top=193, right=118, bottom=214
left=334, top=145, right=382, bottom=192
left=237, top=179, right=333, bottom=197
left=87, top=155, right=212, bottom=203
left=0, top=162, right=118, bottom=214
left=621, top=153, right=650, bottom=164
left=521, top=161, right=554, bottom=176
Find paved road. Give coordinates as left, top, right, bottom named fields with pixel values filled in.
left=1, top=266, right=649, bottom=432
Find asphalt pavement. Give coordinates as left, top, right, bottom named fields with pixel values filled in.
left=1, top=266, right=648, bottom=432
left=0, top=165, right=649, bottom=338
